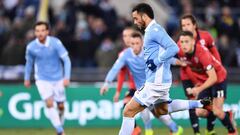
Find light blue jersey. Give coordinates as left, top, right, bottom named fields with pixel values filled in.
left=24, top=36, right=71, bottom=81
left=105, top=48, right=145, bottom=89
left=143, top=20, right=179, bottom=85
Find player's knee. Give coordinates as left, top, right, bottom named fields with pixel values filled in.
left=154, top=103, right=168, bottom=115
left=46, top=99, right=54, bottom=108
left=212, top=105, right=224, bottom=118
left=196, top=109, right=207, bottom=117
left=46, top=102, right=53, bottom=108
left=212, top=109, right=222, bottom=118
left=57, top=103, right=64, bottom=111
left=154, top=107, right=168, bottom=116
left=123, top=105, right=135, bottom=117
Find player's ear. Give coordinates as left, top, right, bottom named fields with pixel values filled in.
left=46, top=30, right=50, bottom=35
left=142, top=13, right=147, bottom=21
left=192, top=38, right=195, bottom=45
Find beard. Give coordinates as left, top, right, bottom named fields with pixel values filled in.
left=136, top=19, right=146, bottom=35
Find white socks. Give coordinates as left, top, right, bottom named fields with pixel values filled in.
left=47, top=107, right=63, bottom=132
left=59, top=109, right=65, bottom=125
left=168, top=99, right=188, bottom=113
left=159, top=115, right=178, bottom=132
left=119, top=117, right=135, bottom=135
left=140, top=108, right=152, bottom=129
left=168, top=99, right=202, bottom=113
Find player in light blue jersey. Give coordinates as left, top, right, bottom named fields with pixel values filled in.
left=118, top=3, right=211, bottom=135
left=101, top=31, right=209, bottom=135
left=24, top=21, right=71, bottom=135
left=100, top=31, right=154, bottom=135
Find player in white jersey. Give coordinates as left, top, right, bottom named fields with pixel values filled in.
left=24, top=21, right=71, bottom=135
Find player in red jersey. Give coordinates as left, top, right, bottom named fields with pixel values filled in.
left=177, top=14, right=222, bottom=135
left=176, top=31, right=238, bottom=135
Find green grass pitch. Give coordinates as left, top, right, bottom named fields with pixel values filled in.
left=0, top=127, right=239, bottom=135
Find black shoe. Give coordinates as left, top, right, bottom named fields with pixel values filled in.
left=200, top=97, right=212, bottom=111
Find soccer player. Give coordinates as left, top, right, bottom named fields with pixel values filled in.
left=114, top=27, right=136, bottom=103
left=176, top=31, right=238, bottom=135
left=101, top=31, right=187, bottom=135
left=24, top=21, right=71, bottom=135
left=177, top=14, right=222, bottom=135
left=113, top=27, right=152, bottom=135
left=117, top=3, right=210, bottom=135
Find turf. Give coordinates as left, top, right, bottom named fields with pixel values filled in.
left=0, top=127, right=239, bottom=135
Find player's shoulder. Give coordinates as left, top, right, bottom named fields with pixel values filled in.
left=26, top=39, right=37, bottom=50
left=120, top=48, right=131, bottom=56
left=49, top=36, right=63, bottom=45
left=49, top=36, right=59, bottom=40
left=198, top=30, right=212, bottom=38
left=196, top=42, right=209, bottom=54
left=151, top=23, right=164, bottom=33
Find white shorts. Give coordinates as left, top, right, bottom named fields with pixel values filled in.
left=133, top=82, right=171, bottom=107
left=35, top=80, right=66, bottom=102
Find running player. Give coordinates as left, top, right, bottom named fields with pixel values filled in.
left=24, top=21, right=71, bottom=135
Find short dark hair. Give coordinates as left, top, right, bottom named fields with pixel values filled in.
left=34, top=21, right=49, bottom=30
left=123, top=26, right=136, bottom=31
left=132, top=3, right=154, bottom=19
left=180, top=31, right=194, bottom=38
left=179, top=14, right=197, bottom=29
left=131, top=31, right=142, bottom=39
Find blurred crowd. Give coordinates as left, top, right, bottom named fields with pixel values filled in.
left=0, top=0, right=239, bottom=69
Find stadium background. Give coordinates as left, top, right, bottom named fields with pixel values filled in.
left=0, top=0, right=239, bottom=134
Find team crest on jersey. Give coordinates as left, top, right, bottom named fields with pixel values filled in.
left=154, top=28, right=158, bottom=31
left=200, top=39, right=206, bottom=46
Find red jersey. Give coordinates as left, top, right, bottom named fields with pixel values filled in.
left=178, top=42, right=227, bottom=85
left=116, top=50, right=136, bottom=93
left=177, top=30, right=222, bottom=80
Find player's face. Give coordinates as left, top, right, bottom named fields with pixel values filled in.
left=181, top=18, right=196, bottom=33
left=132, top=11, right=146, bottom=30
left=34, top=24, right=49, bottom=43
left=180, top=35, right=195, bottom=54
left=122, top=29, right=134, bottom=47
left=130, top=37, right=143, bottom=55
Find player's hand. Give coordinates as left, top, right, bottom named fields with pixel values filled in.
left=63, top=79, right=70, bottom=87
left=113, top=92, right=120, bottom=102
left=146, top=59, right=157, bottom=71
left=180, top=60, right=187, bottom=67
left=186, top=87, right=192, bottom=95
left=189, top=87, right=200, bottom=97
left=24, top=80, right=31, bottom=88
left=100, top=85, right=109, bottom=95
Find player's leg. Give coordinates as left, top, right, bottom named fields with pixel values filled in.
left=123, top=90, right=142, bottom=135
left=46, top=98, right=64, bottom=135
left=119, top=83, right=169, bottom=135
left=212, top=80, right=237, bottom=135
left=57, top=102, right=64, bottom=125
left=205, top=111, right=217, bottom=135
left=159, top=114, right=183, bottom=135
left=54, top=80, right=67, bottom=126
left=167, top=99, right=207, bottom=113
left=182, top=80, right=200, bottom=135
left=36, top=80, right=64, bottom=135
left=140, top=108, right=153, bottom=135
left=119, top=98, right=145, bottom=135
